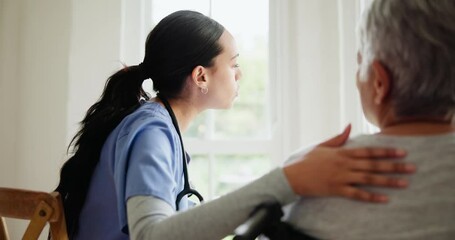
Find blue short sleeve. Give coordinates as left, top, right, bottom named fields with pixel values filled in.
left=124, top=121, right=177, bottom=205
left=111, top=110, right=184, bottom=232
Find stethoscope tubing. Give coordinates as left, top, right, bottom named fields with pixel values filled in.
left=157, top=95, right=204, bottom=210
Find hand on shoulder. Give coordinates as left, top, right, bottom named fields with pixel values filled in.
left=283, top=124, right=415, bottom=203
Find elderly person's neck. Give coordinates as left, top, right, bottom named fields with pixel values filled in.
left=377, top=111, right=455, bottom=136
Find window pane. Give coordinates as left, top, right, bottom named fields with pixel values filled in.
left=214, top=154, right=271, bottom=197
left=188, top=154, right=271, bottom=200
left=187, top=154, right=210, bottom=199
left=184, top=111, right=210, bottom=139
left=151, top=0, right=210, bottom=23
left=210, top=0, right=270, bottom=139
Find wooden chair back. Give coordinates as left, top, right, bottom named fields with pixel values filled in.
left=0, top=187, right=68, bottom=240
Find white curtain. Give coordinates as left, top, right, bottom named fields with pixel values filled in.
left=271, top=0, right=365, bottom=159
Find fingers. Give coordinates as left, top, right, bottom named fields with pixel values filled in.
left=282, top=145, right=415, bottom=202
left=338, top=170, right=411, bottom=203
left=348, top=172, right=409, bottom=188
left=340, top=186, right=389, bottom=203
left=349, top=159, right=416, bottom=173
left=318, top=124, right=351, bottom=147
left=341, top=147, right=407, bottom=159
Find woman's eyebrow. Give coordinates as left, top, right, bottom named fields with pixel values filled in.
left=231, top=53, right=239, bottom=60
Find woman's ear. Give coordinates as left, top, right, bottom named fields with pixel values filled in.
left=191, top=66, right=208, bottom=89
left=371, top=60, right=391, bottom=105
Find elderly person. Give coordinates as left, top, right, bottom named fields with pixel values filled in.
left=284, top=0, right=455, bottom=239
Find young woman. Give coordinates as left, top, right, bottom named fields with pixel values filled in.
left=56, top=10, right=415, bottom=239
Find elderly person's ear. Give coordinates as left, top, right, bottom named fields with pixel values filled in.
left=371, top=60, right=392, bottom=105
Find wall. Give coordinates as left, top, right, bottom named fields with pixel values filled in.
left=0, top=0, right=20, bottom=189
left=0, top=0, right=71, bottom=237
left=0, top=0, right=122, bottom=238
left=67, top=0, right=123, bottom=144
left=0, top=0, right=71, bottom=189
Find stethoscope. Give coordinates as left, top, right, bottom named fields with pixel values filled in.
left=157, top=94, right=204, bottom=210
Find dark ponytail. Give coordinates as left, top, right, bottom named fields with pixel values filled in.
left=56, top=66, right=148, bottom=235
left=56, top=10, right=224, bottom=237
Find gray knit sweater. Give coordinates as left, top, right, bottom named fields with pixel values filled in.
left=285, top=133, right=455, bottom=240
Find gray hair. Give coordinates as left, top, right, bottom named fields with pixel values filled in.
left=358, top=0, right=455, bottom=118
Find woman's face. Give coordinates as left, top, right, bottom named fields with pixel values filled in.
left=205, top=30, right=242, bottom=109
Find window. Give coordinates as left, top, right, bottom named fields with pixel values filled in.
left=148, top=0, right=273, bottom=200
left=121, top=0, right=379, bottom=203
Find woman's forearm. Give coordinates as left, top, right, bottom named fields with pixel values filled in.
left=127, top=168, right=297, bottom=240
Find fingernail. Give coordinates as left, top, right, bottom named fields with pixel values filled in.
left=397, top=179, right=408, bottom=187
left=405, top=164, right=416, bottom=171
left=395, top=149, right=407, bottom=156
left=376, top=195, right=388, bottom=203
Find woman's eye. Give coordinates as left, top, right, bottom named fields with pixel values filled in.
left=234, top=64, right=240, bottom=68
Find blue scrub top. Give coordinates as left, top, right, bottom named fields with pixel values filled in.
left=75, top=102, right=189, bottom=240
